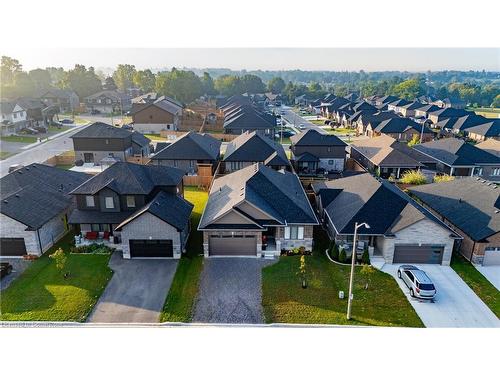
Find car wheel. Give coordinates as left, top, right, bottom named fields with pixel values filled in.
left=397, top=270, right=401, bottom=279
left=410, top=289, right=415, bottom=297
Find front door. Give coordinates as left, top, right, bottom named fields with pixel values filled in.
left=84, top=153, right=94, bottom=163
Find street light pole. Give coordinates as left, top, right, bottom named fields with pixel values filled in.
left=347, top=222, right=370, bottom=320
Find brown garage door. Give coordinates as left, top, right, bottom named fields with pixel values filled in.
left=393, top=245, right=444, bottom=264
left=209, top=236, right=257, bottom=256
left=0, top=238, right=27, bottom=256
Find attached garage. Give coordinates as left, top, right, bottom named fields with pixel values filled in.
left=0, top=238, right=27, bottom=256
left=209, top=235, right=257, bottom=256
left=393, top=244, right=444, bottom=264
left=483, top=247, right=500, bottom=266
left=129, top=239, right=173, bottom=258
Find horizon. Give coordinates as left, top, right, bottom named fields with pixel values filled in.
left=2, top=48, right=499, bottom=72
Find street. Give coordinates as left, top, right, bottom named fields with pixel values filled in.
left=280, top=105, right=328, bottom=134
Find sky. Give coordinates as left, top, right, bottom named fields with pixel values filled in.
left=1, top=48, right=499, bottom=72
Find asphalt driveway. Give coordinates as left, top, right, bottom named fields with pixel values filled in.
left=381, top=264, right=499, bottom=328
left=0, top=258, right=31, bottom=291
left=193, top=258, right=276, bottom=324
left=88, top=252, right=178, bottom=323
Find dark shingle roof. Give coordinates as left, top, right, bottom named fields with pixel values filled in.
left=290, top=129, right=346, bottom=147
left=70, top=162, right=184, bottom=195
left=413, top=138, right=500, bottom=166
left=223, top=131, right=288, bottom=165
left=466, top=121, right=500, bottom=138
left=409, top=178, right=500, bottom=241
left=1, top=164, right=89, bottom=229
left=374, top=118, right=433, bottom=134
left=115, top=191, right=193, bottom=231
left=151, top=131, right=221, bottom=161
left=429, top=108, right=469, bottom=118
left=223, top=106, right=276, bottom=131
left=71, top=122, right=132, bottom=139
left=131, top=131, right=151, bottom=147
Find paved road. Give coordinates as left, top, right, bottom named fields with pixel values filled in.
left=193, top=258, right=276, bottom=324
left=381, top=264, right=499, bottom=328
left=281, top=106, right=328, bottom=134
left=88, top=252, right=178, bottom=323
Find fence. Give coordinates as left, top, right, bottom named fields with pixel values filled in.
left=183, top=164, right=214, bottom=188
left=44, top=151, right=75, bottom=167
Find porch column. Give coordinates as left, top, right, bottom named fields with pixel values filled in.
left=397, top=168, right=401, bottom=178
left=276, top=240, right=281, bottom=254
left=450, top=167, right=454, bottom=176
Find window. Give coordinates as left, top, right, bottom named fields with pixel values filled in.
left=105, top=139, right=109, bottom=145
left=85, top=195, right=95, bottom=207
left=126, top=196, right=135, bottom=208
left=284, top=226, right=304, bottom=240
left=13, top=113, right=17, bottom=119
left=491, top=168, right=500, bottom=176
left=105, top=197, right=114, bottom=209
left=91, top=224, right=100, bottom=232
left=328, top=160, right=334, bottom=165
left=90, top=224, right=110, bottom=232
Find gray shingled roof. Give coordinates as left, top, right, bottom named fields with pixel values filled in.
left=151, top=131, right=221, bottom=161
left=115, top=191, right=193, bottom=231
left=1, top=164, right=89, bottom=229
left=374, top=117, right=433, bottom=134
left=71, top=122, right=132, bottom=139
left=131, top=131, right=151, bottom=147
left=223, top=131, right=288, bottom=166
left=409, top=178, right=500, bottom=241
left=199, top=164, right=318, bottom=229
left=290, top=129, right=346, bottom=147
left=70, top=162, right=184, bottom=195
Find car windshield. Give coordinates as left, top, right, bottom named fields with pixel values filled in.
left=418, top=283, right=435, bottom=290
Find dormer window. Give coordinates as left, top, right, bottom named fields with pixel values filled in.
left=126, top=195, right=135, bottom=208
left=85, top=195, right=95, bottom=207
left=105, top=197, right=114, bottom=209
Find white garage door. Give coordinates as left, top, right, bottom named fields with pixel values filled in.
left=483, top=247, right=500, bottom=266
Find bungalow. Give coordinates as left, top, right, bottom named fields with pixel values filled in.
left=433, top=97, right=466, bottom=109
left=84, top=90, right=131, bottom=114
left=465, top=121, right=500, bottom=142
left=349, top=134, right=432, bottom=178
left=413, top=138, right=500, bottom=181
left=313, top=173, right=458, bottom=265
left=223, top=105, right=276, bottom=138
left=435, top=114, right=491, bottom=134
left=414, top=104, right=441, bottom=120
left=198, top=164, right=318, bottom=257
left=409, top=178, right=499, bottom=265
left=475, top=138, right=500, bottom=157
left=222, top=130, right=289, bottom=173
left=131, top=96, right=183, bottom=133
left=375, top=95, right=400, bottom=106
left=68, top=162, right=192, bottom=259
left=428, top=108, right=469, bottom=124
left=398, top=101, right=426, bottom=118
left=0, top=164, right=89, bottom=256
left=367, top=117, right=434, bottom=142
left=71, top=122, right=151, bottom=165
left=387, top=98, right=410, bottom=113
left=290, top=129, right=347, bottom=175
left=149, top=131, right=221, bottom=175
left=354, top=111, right=399, bottom=135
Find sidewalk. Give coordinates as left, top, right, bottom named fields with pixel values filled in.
left=20, top=124, right=89, bottom=150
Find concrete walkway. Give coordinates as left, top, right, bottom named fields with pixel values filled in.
left=88, top=252, right=178, bottom=323
left=474, top=265, right=500, bottom=291
left=193, top=258, right=276, bottom=324
left=380, top=264, right=499, bottom=328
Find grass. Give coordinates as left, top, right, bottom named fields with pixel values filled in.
left=56, top=164, right=74, bottom=170
left=451, top=254, right=500, bottom=318
left=0, top=232, right=113, bottom=322
left=144, top=133, right=168, bottom=141
left=48, top=125, right=71, bottom=133
left=261, top=228, right=424, bottom=327
left=0, top=151, right=12, bottom=160
left=159, top=187, right=208, bottom=322
left=0, top=135, right=37, bottom=143
left=467, top=107, right=500, bottom=119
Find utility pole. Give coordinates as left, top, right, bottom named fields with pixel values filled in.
left=347, top=222, right=370, bottom=320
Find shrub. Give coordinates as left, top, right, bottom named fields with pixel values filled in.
left=331, top=245, right=339, bottom=261
left=361, top=248, right=370, bottom=265
left=49, top=248, right=67, bottom=276
left=407, top=134, right=420, bottom=147
left=338, top=249, right=347, bottom=263
left=70, top=244, right=112, bottom=254
left=433, top=174, right=455, bottom=183
left=400, top=170, right=427, bottom=185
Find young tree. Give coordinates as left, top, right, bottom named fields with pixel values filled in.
left=360, top=264, right=375, bottom=290
left=298, top=255, right=307, bottom=288
left=267, top=77, right=286, bottom=94
left=49, top=248, right=67, bottom=277
left=112, top=64, right=137, bottom=91
left=361, top=248, right=370, bottom=265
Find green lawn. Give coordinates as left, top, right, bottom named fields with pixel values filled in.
left=0, top=135, right=37, bottom=143
left=0, top=232, right=113, bottom=322
left=160, top=187, right=208, bottom=322
left=467, top=107, right=500, bottom=119
left=48, top=125, right=71, bottom=133
left=56, top=164, right=74, bottom=170
left=145, top=133, right=168, bottom=141
left=0, top=151, right=12, bottom=160
left=451, top=254, right=500, bottom=318
left=262, top=228, right=423, bottom=327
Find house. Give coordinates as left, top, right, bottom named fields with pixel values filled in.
left=387, top=98, right=410, bottom=113
left=68, top=162, right=192, bottom=259
left=398, top=101, right=426, bottom=118
left=322, top=97, right=350, bottom=119
left=413, top=104, right=441, bottom=120
left=0, top=164, right=89, bottom=256
left=368, top=117, right=434, bottom=142
left=344, top=93, right=359, bottom=102
left=375, top=95, right=400, bottom=106
left=0, top=101, right=27, bottom=136
left=71, top=122, right=151, bottom=165
left=409, top=178, right=500, bottom=265
left=428, top=107, right=469, bottom=124
left=465, top=121, right=500, bottom=142
left=16, top=97, right=46, bottom=126
left=475, top=138, right=500, bottom=157
left=433, top=97, right=466, bottom=109
left=37, top=88, right=79, bottom=112
left=198, top=164, right=318, bottom=257
left=313, top=173, right=458, bottom=265
left=149, top=131, right=221, bottom=175
left=354, top=110, right=399, bottom=135
left=84, top=90, right=131, bottom=114
left=435, top=114, right=491, bottom=134
left=223, top=105, right=276, bottom=138
left=264, top=92, right=282, bottom=107
left=222, top=130, right=289, bottom=173
left=413, top=138, right=500, bottom=181
left=131, top=96, right=183, bottom=134
left=290, top=129, right=347, bottom=175
left=349, top=134, right=432, bottom=178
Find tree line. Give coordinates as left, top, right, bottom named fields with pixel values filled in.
left=1, top=56, right=498, bottom=107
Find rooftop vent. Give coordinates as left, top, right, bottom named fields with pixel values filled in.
left=15, top=194, right=20, bottom=198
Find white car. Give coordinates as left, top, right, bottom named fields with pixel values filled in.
left=299, top=124, right=306, bottom=130
left=398, top=265, right=436, bottom=300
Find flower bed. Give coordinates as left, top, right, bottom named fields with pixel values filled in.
left=70, top=244, right=113, bottom=254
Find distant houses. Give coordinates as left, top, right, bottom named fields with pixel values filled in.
left=131, top=96, right=183, bottom=133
